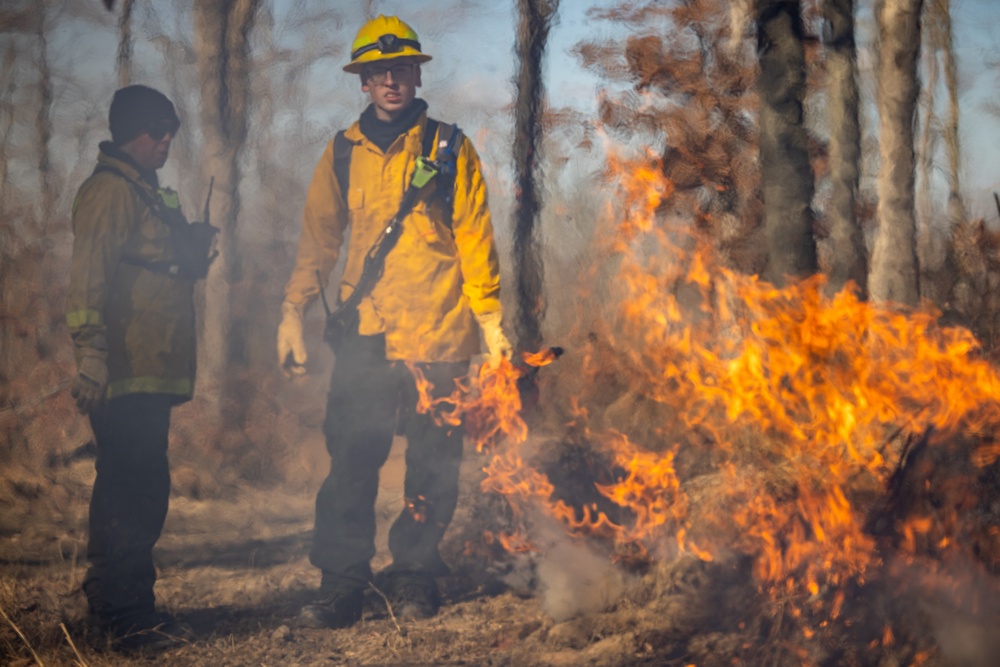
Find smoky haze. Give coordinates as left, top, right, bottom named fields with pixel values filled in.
left=3, top=1, right=1000, bottom=666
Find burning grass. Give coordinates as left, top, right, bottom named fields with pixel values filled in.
left=410, top=152, right=1000, bottom=665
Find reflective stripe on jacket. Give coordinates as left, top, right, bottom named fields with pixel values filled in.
left=66, top=145, right=196, bottom=401
left=285, top=112, right=501, bottom=362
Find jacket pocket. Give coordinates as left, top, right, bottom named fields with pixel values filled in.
left=347, top=186, right=365, bottom=211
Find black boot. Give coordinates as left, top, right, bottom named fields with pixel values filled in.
left=297, top=588, right=364, bottom=629
left=386, top=575, right=441, bottom=621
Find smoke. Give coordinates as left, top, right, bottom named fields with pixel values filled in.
left=930, top=613, right=1000, bottom=667
left=519, top=513, right=632, bottom=623
left=920, top=558, right=1000, bottom=667
left=536, top=538, right=629, bottom=622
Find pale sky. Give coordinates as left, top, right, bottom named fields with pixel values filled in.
left=946, top=0, right=1000, bottom=208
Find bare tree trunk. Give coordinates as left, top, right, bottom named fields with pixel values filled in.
left=193, top=0, right=259, bottom=425
left=512, top=0, right=559, bottom=353
left=1, top=9, right=29, bottom=406
left=756, top=0, right=817, bottom=286
left=937, top=0, right=964, bottom=227
left=152, top=20, right=196, bottom=185
left=870, top=0, right=923, bottom=306
left=918, top=0, right=964, bottom=311
left=822, top=0, right=867, bottom=297
left=916, top=21, right=938, bottom=274
left=0, top=47, right=21, bottom=406
left=116, top=0, right=135, bottom=88
left=0, top=43, right=15, bottom=204
left=251, top=2, right=276, bottom=229
left=1, top=3, right=54, bottom=424
left=35, top=0, right=55, bottom=225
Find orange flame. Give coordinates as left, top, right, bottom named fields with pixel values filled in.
left=588, top=152, right=1000, bottom=622
left=412, top=151, right=1000, bottom=636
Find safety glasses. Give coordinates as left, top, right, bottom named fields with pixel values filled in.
left=363, top=62, right=417, bottom=86
left=147, top=119, right=180, bottom=141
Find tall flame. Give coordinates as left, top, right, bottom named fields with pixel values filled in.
left=412, top=151, right=1000, bottom=634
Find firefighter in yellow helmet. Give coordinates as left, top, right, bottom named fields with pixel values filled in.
left=277, top=15, right=512, bottom=628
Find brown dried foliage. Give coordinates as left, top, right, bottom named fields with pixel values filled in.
left=581, top=0, right=766, bottom=275
left=937, top=216, right=1000, bottom=352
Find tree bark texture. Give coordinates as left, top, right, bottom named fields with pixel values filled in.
left=116, top=0, right=135, bottom=88
left=917, top=28, right=937, bottom=236
left=1, top=4, right=56, bottom=432
left=870, top=0, right=923, bottom=307
left=193, top=0, right=259, bottom=421
left=756, top=0, right=817, bottom=286
left=937, top=0, right=964, bottom=227
left=512, top=0, right=559, bottom=353
left=822, top=0, right=867, bottom=297
left=0, top=40, right=17, bottom=204
left=35, top=0, right=54, bottom=225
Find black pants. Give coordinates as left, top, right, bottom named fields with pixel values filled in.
left=83, top=393, right=174, bottom=623
left=310, top=332, right=466, bottom=592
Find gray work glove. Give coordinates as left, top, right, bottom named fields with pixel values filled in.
left=71, top=349, right=108, bottom=414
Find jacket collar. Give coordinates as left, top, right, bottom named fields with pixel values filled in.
left=97, top=140, right=160, bottom=189
left=357, top=98, right=428, bottom=152
left=345, top=104, right=428, bottom=158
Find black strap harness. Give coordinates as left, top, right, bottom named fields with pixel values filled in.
left=92, top=164, right=218, bottom=280
left=321, top=118, right=464, bottom=347
left=332, top=118, right=462, bottom=228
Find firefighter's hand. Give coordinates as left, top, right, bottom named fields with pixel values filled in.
left=277, top=301, right=308, bottom=378
left=476, top=311, right=512, bottom=364
left=71, top=350, right=108, bottom=414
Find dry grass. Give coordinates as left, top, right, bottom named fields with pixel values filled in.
left=5, top=416, right=997, bottom=666
left=0, top=439, right=664, bottom=667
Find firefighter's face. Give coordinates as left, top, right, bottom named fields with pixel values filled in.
left=362, top=57, right=422, bottom=122
left=122, top=119, right=177, bottom=171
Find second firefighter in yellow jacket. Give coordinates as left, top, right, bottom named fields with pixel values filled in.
left=66, top=84, right=202, bottom=652
left=276, top=15, right=512, bottom=628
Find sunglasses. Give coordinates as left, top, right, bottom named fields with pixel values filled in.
left=147, top=120, right=180, bottom=141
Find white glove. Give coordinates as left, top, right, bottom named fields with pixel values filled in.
left=277, top=301, right=308, bottom=378
left=71, top=349, right=108, bottom=414
left=475, top=310, right=513, bottom=363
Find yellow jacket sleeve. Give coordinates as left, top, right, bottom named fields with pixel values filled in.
left=284, top=140, right=349, bottom=309
left=66, top=175, right=136, bottom=355
left=451, top=136, right=502, bottom=317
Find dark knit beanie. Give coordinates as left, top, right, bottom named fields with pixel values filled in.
left=108, top=85, right=180, bottom=145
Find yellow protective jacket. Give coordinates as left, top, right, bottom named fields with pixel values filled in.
left=285, top=112, right=501, bottom=362
left=66, top=143, right=197, bottom=401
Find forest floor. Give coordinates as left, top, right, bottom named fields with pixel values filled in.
left=2, top=376, right=1000, bottom=667
left=0, top=426, right=694, bottom=667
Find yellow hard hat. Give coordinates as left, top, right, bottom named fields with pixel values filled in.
left=343, top=15, right=432, bottom=73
